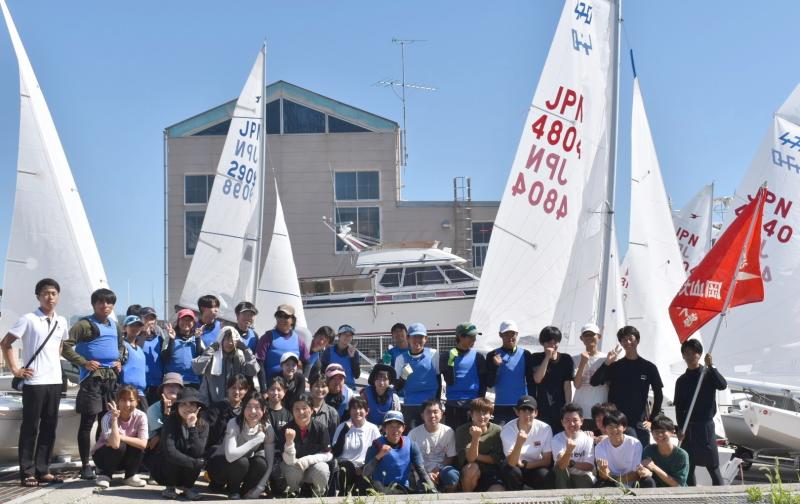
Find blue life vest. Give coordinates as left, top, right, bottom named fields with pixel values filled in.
left=265, top=329, right=300, bottom=379
left=326, top=346, right=356, bottom=387
left=494, top=347, right=528, bottom=405
left=75, top=317, right=120, bottom=381
left=364, top=385, right=394, bottom=425
left=308, top=351, right=321, bottom=371
left=385, top=346, right=406, bottom=366
left=165, top=336, right=200, bottom=384
left=334, top=385, right=354, bottom=419
left=199, top=320, right=221, bottom=349
left=447, top=349, right=480, bottom=401
left=373, top=436, right=411, bottom=487
left=142, top=333, right=164, bottom=387
left=121, top=341, right=146, bottom=393
left=241, top=328, right=258, bottom=352
left=403, top=348, right=438, bottom=406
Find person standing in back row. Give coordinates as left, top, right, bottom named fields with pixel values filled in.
left=1, top=278, right=68, bottom=487
left=590, top=326, right=663, bottom=447
left=530, top=326, right=574, bottom=434
left=572, top=323, right=608, bottom=433
left=394, top=323, right=440, bottom=430
left=485, top=320, right=532, bottom=425
left=320, top=325, right=360, bottom=388
left=256, top=304, right=309, bottom=387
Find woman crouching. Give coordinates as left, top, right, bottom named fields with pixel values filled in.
left=160, top=388, right=209, bottom=500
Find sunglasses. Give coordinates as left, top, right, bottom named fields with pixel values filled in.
left=275, top=313, right=292, bottom=320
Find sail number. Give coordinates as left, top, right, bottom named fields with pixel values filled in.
left=531, top=114, right=582, bottom=159
left=735, top=191, right=794, bottom=244
left=511, top=172, right=568, bottom=220
left=223, top=160, right=257, bottom=201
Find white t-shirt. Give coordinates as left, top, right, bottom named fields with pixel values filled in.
left=500, top=418, right=552, bottom=463
left=332, top=420, right=381, bottom=467
left=407, top=423, right=457, bottom=472
left=594, top=435, right=642, bottom=476
left=8, top=309, right=68, bottom=386
left=572, top=353, right=608, bottom=418
left=552, top=430, right=596, bottom=479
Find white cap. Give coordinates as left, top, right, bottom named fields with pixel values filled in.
left=280, top=352, right=300, bottom=365
left=580, top=322, right=601, bottom=335
left=499, top=320, right=519, bottom=334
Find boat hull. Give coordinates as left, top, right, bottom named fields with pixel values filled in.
left=740, top=400, right=800, bottom=451
left=0, top=394, right=84, bottom=463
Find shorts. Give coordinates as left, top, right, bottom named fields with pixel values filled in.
left=76, top=377, right=117, bottom=416
left=476, top=464, right=504, bottom=491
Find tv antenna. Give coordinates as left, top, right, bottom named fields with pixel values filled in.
left=375, top=38, right=437, bottom=169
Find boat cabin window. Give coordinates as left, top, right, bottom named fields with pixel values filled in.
left=379, top=268, right=403, bottom=288
left=440, top=265, right=473, bottom=283
left=403, top=266, right=445, bottom=286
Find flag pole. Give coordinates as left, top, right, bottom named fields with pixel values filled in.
left=679, top=183, right=766, bottom=442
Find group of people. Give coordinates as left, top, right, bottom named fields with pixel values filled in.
left=1, top=277, right=728, bottom=499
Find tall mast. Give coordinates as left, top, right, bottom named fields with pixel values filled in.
left=596, top=0, right=622, bottom=331
left=252, top=42, right=267, bottom=303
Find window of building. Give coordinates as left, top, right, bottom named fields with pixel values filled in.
left=335, top=171, right=379, bottom=201
left=283, top=99, right=325, bottom=134
left=472, top=222, right=494, bottom=268
left=266, top=100, right=280, bottom=134
left=335, top=206, right=380, bottom=252
left=402, top=266, right=445, bottom=287
left=185, top=175, right=215, bottom=204
left=329, top=115, right=369, bottom=133
left=440, top=265, right=474, bottom=283
left=185, top=210, right=206, bottom=255
left=379, top=268, right=403, bottom=288
left=193, top=120, right=231, bottom=136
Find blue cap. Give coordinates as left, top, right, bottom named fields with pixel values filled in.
left=123, top=315, right=143, bottom=327
left=383, top=410, right=405, bottom=425
left=338, top=324, right=356, bottom=335
left=407, top=323, right=427, bottom=337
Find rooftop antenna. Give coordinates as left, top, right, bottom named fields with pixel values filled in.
left=375, top=38, right=437, bottom=180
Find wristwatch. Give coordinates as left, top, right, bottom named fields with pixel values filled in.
left=568, top=460, right=576, bottom=468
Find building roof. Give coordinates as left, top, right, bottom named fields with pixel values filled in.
left=165, top=80, right=398, bottom=138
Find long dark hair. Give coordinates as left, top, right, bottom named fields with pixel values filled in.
left=236, top=390, right=269, bottom=431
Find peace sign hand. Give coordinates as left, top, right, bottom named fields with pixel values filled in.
left=107, top=400, right=120, bottom=420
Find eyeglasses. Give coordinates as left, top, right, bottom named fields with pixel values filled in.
left=275, top=313, right=292, bottom=320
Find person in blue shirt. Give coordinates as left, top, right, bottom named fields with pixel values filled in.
left=320, top=325, right=360, bottom=388
left=138, top=307, right=167, bottom=406
left=196, top=294, right=222, bottom=349
left=233, top=301, right=259, bottom=352
left=360, top=364, right=401, bottom=425
left=363, top=410, right=436, bottom=494
left=485, top=320, right=533, bottom=426
left=442, top=323, right=487, bottom=430
left=324, top=363, right=354, bottom=420
left=120, top=315, right=148, bottom=410
left=305, top=326, right=334, bottom=379
left=162, top=309, right=202, bottom=388
left=256, top=304, right=310, bottom=389
left=381, top=323, right=409, bottom=367
left=394, top=323, right=440, bottom=430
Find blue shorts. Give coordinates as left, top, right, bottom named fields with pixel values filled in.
left=437, top=465, right=460, bottom=489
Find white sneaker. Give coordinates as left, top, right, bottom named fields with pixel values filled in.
left=95, top=475, right=110, bottom=489
left=123, top=474, right=146, bottom=487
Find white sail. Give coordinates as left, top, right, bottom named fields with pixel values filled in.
left=621, top=78, right=693, bottom=401
left=713, top=84, right=800, bottom=388
left=473, top=0, right=618, bottom=354
left=0, top=0, right=109, bottom=335
left=672, top=184, right=714, bottom=273
left=255, top=180, right=307, bottom=331
left=603, top=223, right=626, bottom=351
left=179, top=49, right=265, bottom=321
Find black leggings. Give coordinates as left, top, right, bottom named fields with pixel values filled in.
left=92, top=444, right=144, bottom=478
left=163, top=464, right=202, bottom=489
left=78, top=413, right=104, bottom=465
left=207, top=454, right=266, bottom=494
left=687, top=461, right=723, bottom=486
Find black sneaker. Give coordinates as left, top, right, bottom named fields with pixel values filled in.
left=80, top=465, right=96, bottom=480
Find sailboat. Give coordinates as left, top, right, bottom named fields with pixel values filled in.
left=471, top=0, right=623, bottom=354
left=672, top=184, right=714, bottom=273
left=0, top=0, right=106, bottom=461
left=178, top=48, right=266, bottom=322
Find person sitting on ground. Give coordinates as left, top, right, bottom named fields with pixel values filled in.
left=232, top=301, right=259, bottom=352
left=91, top=385, right=148, bottom=489
left=331, top=396, right=381, bottom=495
left=500, top=395, right=554, bottom=490
left=278, top=352, right=306, bottom=409
left=572, top=323, right=608, bottom=433
left=202, top=374, right=252, bottom=465
left=594, top=410, right=655, bottom=488
left=552, top=403, right=596, bottom=489
left=641, top=415, right=689, bottom=487
left=120, top=315, right=148, bottom=410
left=272, top=393, right=333, bottom=497
left=394, top=323, right=440, bottom=430
left=360, top=363, right=401, bottom=425
left=160, top=387, right=209, bottom=500
left=363, top=410, right=436, bottom=494
left=162, top=308, right=202, bottom=389
left=454, top=397, right=506, bottom=492
left=407, top=399, right=460, bottom=492
left=193, top=325, right=259, bottom=405
left=309, top=372, right=339, bottom=439
left=196, top=295, right=222, bottom=349
left=306, top=326, right=334, bottom=379
left=207, top=390, right=275, bottom=499
left=442, top=323, right=487, bottom=430
left=320, top=325, right=361, bottom=388
left=144, top=372, right=183, bottom=483
left=485, top=320, right=532, bottom=425
left=265, top=376, right=293, bottom=456
left=324, top=363, right=354, bottom=421
left=530, top=326, right=574, bottom=433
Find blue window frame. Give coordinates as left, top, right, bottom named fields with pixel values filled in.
left=283, top=100, right=325, bottom=134
left=335, top=171, right=379, bottom=201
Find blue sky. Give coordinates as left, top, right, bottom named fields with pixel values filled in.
left=0, top=1, right=798, bottom=313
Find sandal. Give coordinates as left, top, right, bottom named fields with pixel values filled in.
left=37, top=474, right=64, bottom=485
left=22, top=476, right=39, bottom=487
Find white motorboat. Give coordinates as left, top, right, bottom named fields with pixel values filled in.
left=0, top=393, right=83, bottom=463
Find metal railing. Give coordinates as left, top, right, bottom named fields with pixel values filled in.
left=352, top=334, right=457, bottom=370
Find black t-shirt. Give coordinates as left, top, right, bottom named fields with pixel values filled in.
left=594, top=356, right=663, bottom=424
left=529, top=352, right=575, bottom=422
left=674, top=365, right=727, bottom=426
left=286, top=418, right=331, bottom=458
left=268, top=407, right=293, bottom=453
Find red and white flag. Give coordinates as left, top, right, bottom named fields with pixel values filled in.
left=668, top=186, right=768, bottom=342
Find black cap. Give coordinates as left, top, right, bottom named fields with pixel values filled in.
left=173, top=387, right=207, bottom=408
left=515, top=395, right=538, bottom=410
left=140, top=307, right=157, bottom=318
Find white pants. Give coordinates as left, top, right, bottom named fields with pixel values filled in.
left=280, top=461, right=330, bottom=495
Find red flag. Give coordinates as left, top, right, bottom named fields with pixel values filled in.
left=669, top=186, right=767, bottom=342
